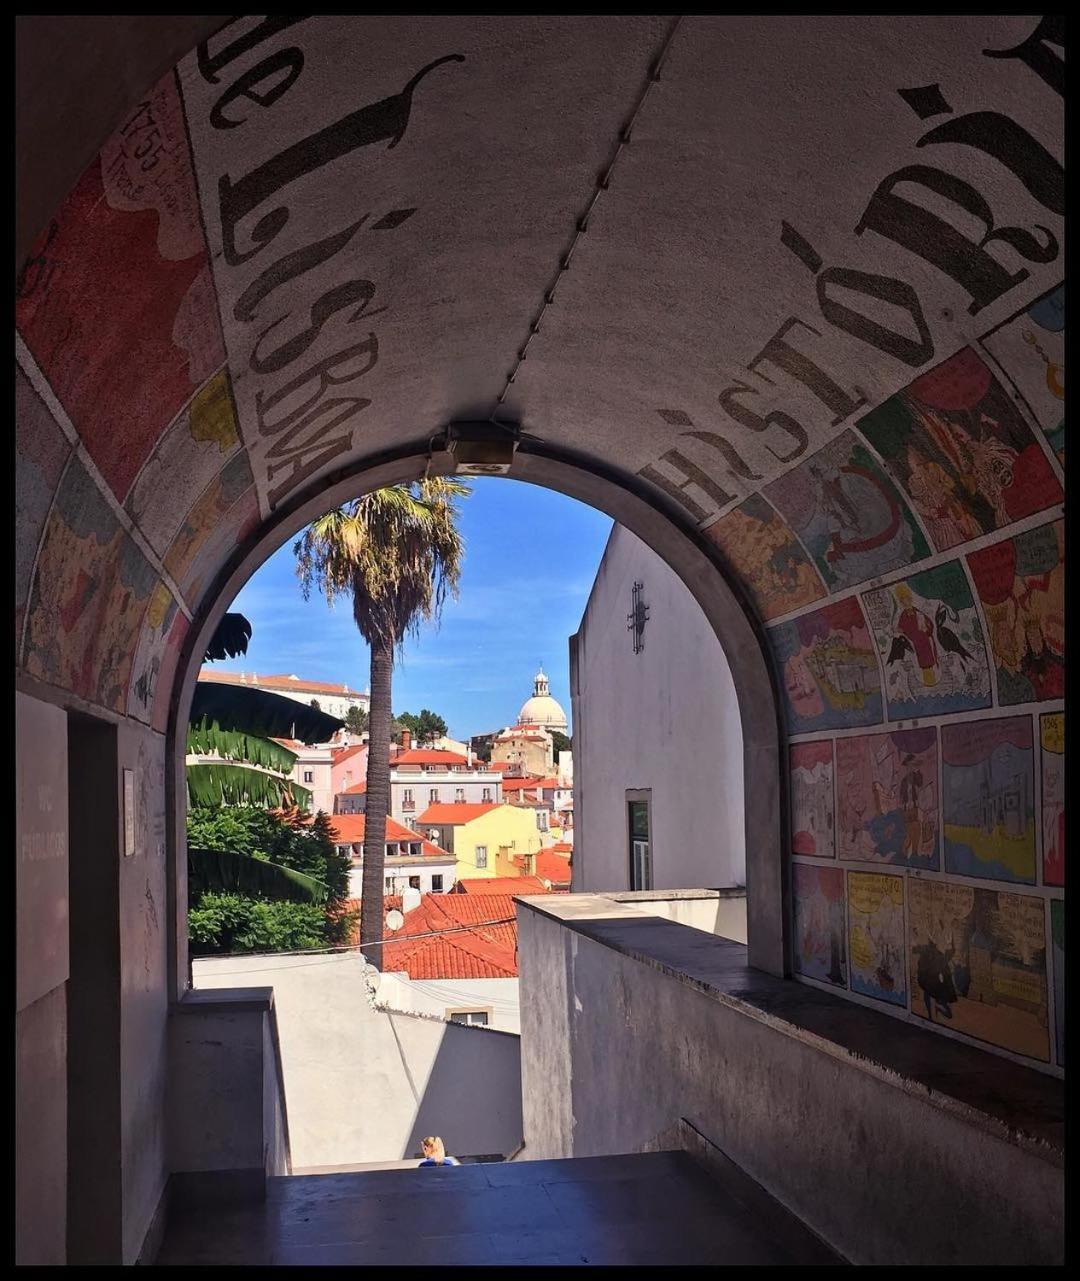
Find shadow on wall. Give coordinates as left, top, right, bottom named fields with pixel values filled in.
left=394, top=1014, right=523, bottom=1161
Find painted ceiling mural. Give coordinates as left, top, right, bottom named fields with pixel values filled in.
left=14, top=15, right=1063, bottom=1074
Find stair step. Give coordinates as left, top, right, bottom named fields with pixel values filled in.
left=158, top=1150, right=837, bottom=1265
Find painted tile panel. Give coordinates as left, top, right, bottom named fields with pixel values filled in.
left=15, top=368, right=71, bottom=645
left=909, top=879, right=1049, bottom=1062
left=968, top=521, right=1065, bottom=707
left=764, top=429, right=929, bottom=593
left=980, top=284, right=1065, bottom=466
left=862, top=561, right=992, bottom=720
left=836, top=728, right=938, bottom=869
left=24, top=455, right=158, bottom=711
left=127, top=582, right=182, bottom=724
left=1051, top=899, right=1064, bottom=1066
left=703, top=493, right=825, bottom=623
left=771, top=596, right=883, bottom=735
left=790, top=740, right=834, bottom=858
left=792, top=863, right=846, bottom=987
left=859, top=348, right=1062, bottom=553
left=126, top=371, right=241, bottom=557
left=942, top=717, right=1036, bottom=885
left=1041, top=713, right=1064, bottom=888
left=15, top=73, right=225, bottom=502
left=848, top=871, right=906, bottom=1007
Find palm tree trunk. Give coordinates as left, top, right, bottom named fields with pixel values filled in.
left=361, top=635, right=394, bottom=970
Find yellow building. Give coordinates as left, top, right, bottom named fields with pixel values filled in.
left=417, top=802, right=543, bottom=882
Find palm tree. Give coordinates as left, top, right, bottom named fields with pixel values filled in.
left=294, top=479, right=468, bottom=968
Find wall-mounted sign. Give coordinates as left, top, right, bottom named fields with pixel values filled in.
left=123, top=768, right=136, bottom=857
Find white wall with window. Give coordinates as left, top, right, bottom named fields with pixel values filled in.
left=570, top=524, right=745, bottom=892
left=375, top=973, right=521, bottom=1034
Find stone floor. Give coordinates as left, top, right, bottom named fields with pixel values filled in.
left=156, top=1150, right=841, bottom=1266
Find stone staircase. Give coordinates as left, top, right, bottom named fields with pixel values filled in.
left=156, top=1150, right=842, bottom=1266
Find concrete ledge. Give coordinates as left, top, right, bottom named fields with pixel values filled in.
left=603, top=887, right=746, bottom=902
left=173, top=985, right=274, bottom=1014
left=516, top=895, right=1064, bottom=1164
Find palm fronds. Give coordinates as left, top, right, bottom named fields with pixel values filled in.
left=203, top=612, right=253, bottom=663
left=189, top=846, right=329, bottom=904
left=186, top=761, right=312, bottom=809
left=190, top=682, right=343, bottom=743
left=187, top=721, right=299, bottom=773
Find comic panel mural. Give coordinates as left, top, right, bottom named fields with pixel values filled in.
left=858, top=348, right=1063, bottom=554
left=1051, top=899, right=1064, bottom=1067
left=703, top=493, right=825, bottom=623
left=771, top=596, right=883, bottom=735
left=968, top=521, right=1065, bottom=707
left=942, top=717, right=1036, bottom=885
left=791, top=740, right=834, bottom=858
left=980, top=284, right=1065, bottom=467
left=163, top=453, right=257, bottom=593
left=848, top=871, right=906, bottom=1007
left=836, top=727, right=938, bottom=869
left=1041, top=713, right=1064, bottom=888
left=127, top=582, right=182, bottom=725
left=151, top=611, right=191, bottom=736
left=15, top=72, right=225, bottom=503
left=764, top=429, right=929, bottom=593
left=24, top=455, right=159, bottom=712
left=792, top=863, right=846, bottom=987
left=16, top=368, right=71, bottom=651
left=909, top=879, right=1049, bottom=1062
left=862, top=561, right=992, bottom=721
left=126, top=371, right=243, bottom=558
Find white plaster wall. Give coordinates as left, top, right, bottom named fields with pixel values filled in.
left=571, top=525, right=745, bottom=893
left=194, top=953, right=523, bottom=1168
left=621, top=894, right=748, bottom=943
left=375, top=973, right=522, bottom=1034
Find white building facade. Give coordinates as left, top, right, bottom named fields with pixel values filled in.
left=570, top=525, right=745, bottom=893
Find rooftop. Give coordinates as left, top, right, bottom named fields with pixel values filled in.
left=417, top=802, right=500, bottom=824
left=198, top=670, right=367, bottom=697
left=454, top=876, right=549, bottom=895
left=324, top=814, right=450, bottom=858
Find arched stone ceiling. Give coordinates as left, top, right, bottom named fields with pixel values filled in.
left=15, top=16, right=1064, bottom=1068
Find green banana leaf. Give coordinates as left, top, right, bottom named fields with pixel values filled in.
left=190, top=682, right=344, bottom=743
left=186, top=762, right=312, bottom=810
left=186, top=721, right=299, bottom=774
left=204, top=612, right=253, bottom=663
left=189, top=846, right=328, bottom=905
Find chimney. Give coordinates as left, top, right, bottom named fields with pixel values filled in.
left=401, top=729, right=412, bottom=751
left=467, top=746, right=473, bottom=767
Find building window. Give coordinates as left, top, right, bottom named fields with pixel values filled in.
left=402, top=788, right=414, bottom=807
left=482, top=787, right=492, bottom=802
left=448, top=1010, right=489, bottom=1026
left=303, top=770, right=314, bottom=783
left=455, top=788, right=465, bottom=803
left=627, top=791, right=652, bottom=891
left=432, top=874, right=444, bottom=893
left=409, top=875, right=421, bottom=890
left=475, top=845, right=488, bottom=869
left=429, top=788, right=439, bottom=804
left=384, top=877, right=394, bottom=892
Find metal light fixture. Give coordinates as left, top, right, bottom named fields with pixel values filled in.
left=445, top=420, right=519, bottom=475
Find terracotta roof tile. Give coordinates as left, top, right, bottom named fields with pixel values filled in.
left=417, top=802, right=499, bottom=824
left=454, top=876, right=549, bottom=895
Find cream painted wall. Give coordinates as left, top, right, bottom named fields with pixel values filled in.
left=571, top=526, right=745, bottom=892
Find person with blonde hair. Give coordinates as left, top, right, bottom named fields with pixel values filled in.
left=418, top=1136, right=459, bottom=1167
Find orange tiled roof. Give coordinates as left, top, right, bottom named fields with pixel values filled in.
left=326, top=813, right=426, bottom=846
left=332, top=744, right=367, bottom=765
left=417, top=802, right=499, bottom=824
left=342, top=781, right=367, bottom=794
left=454, top=876, right=549, bottom=895
left=352, top=892, right=522, bottom=979
left=392, top=749, right=471, bottom=767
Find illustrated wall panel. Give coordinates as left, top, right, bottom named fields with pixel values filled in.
left=16, top=368, right=72, bottom=652
left=836, top=728, right=938, bottom=870
left=24, top=455, right=160, bottom=712
left=704, top=494, right=825, bottom=623
left=980, top=284, right=1065, bottom=467
left=15, top=71, right=225, bottom=502
left=125, top=371, right=242, bottom=558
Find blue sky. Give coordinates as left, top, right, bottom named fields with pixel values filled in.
left=217, top=479, right=613, bottom=739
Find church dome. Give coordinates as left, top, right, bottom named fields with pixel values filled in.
left=517, top=667, right=568, bottom=731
